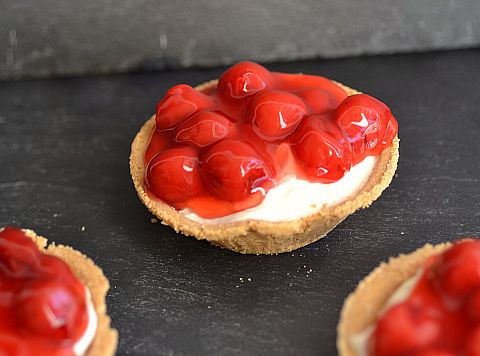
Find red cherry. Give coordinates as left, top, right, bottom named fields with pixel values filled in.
left=293, top=116, right=352, bottom=183
left=335, top=94, right=398, bottom=163
left=174, top=110, right=233, bottom=148
left=432, top=240, right=480, bottom=299
left=155, top=84, right=213, bottom=130
left=465, top=327, right=480, bottom=356
left=296, top=88, right=340, bottom=114
left=15, top=279, right=83, bottom=339
left=250, top=90, right=307, bottom=140
left=0, top=227, right=39, bottom=251
left=203, top=140, right=273, bottom=201
left=146, top=146, right=203, bottom=204
left=372, top=301, right=443, bottom=356
left=218, top=61, right=273, bottom=99
left=0, top=227, right=42, bottom=278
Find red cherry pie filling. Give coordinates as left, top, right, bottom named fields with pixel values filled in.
left=356, top=240, right=480, bottom=356
left=0, top=227, right=96, bottom=356
left=144, top=61, right=398, bottom=219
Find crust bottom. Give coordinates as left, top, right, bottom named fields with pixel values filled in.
left=337, top=242, right=452, bottom=356
left=130, top=80, right=400, bottom=254
left=22, top=229, right=118, bottom=356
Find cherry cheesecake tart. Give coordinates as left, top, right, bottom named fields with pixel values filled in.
left=130, top=61, right=399, bottom=254
left=0, top=227, right=118, bottom=356
left=338, top=239, right=480, bottom=356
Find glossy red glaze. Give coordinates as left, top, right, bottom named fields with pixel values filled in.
left=0, top=227, right=91, bottom=356
left=371, top=240, right=480, bottom=356
left=145, top=61, right=398, bottom=218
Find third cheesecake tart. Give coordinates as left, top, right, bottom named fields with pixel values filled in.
left=130, top=61, right=399, bottom=254
left=0, top=227, right=118, bottom=356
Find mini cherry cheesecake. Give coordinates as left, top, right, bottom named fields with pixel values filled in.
left=0, top=227, right=118, bottom=356
left=130, top=61, right=399, bottom=254
left=338, top=239, right=480, bottom=356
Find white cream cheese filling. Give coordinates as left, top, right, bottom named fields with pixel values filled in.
left=73, top=288, right=98, bottom=356
left=181, top=155, right=378, bottom=224
left=349, top=271, right=423, bottom=356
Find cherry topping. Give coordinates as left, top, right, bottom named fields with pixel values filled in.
left=174, top=110, right=233, bottom=148
left=146, top=146, right=203, bottom=205
left=218, top=61, right=273, bottom=99
left=335, top=94, right=397, bottom=163
left=293, top=116, right=352, bottom=183
left=144, top=62, right=398, bottom=218
left=155, top=84, right=213, bottom=130
left=250, top=90, right=307, bottom=140
left=203, top=140, right=273, bottom=201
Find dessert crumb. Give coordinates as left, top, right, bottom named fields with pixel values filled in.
left=286, top=272, right=290, bottom=276
left=207, top=305, right=211, bottom=309
left=150, top=218, right=158, bottom=224
left=81, top=226, right=85, bottom=231
left=239, top=277, right=244, bottom=282
left=400, top=231, right=405, bottom=235
left=53, top=213, right=58, bottom=218
left=310, top=204, right=316, bottom=209
left=235, top=285, right=239, bottom=288
left=247, top=277, right=251, bottom=282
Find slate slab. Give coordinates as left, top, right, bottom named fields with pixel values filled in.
left=1, top=50, right=479, bottom=355
left=1, top=0, right=480, bottom=79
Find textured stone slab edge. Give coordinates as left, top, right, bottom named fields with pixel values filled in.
left=1, top=0, right=479, bottom=80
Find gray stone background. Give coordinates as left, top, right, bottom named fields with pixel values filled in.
left=1, top=0, right=479, bottom=80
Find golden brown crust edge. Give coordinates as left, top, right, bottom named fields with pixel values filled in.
left=22, top=229, right=118, bottom=356
left=337, top=242, right=452, bottom=356
left=130, top=79, right=399, bottom=254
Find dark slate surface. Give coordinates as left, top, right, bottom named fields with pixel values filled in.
left=2, top=0, right=480, bottom=79
left=1, top=50, right=479, bottom=355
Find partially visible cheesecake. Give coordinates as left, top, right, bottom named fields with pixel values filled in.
left=338, top=239, right=480, bottom=356
left=0, top=227, right=118, bottom=356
